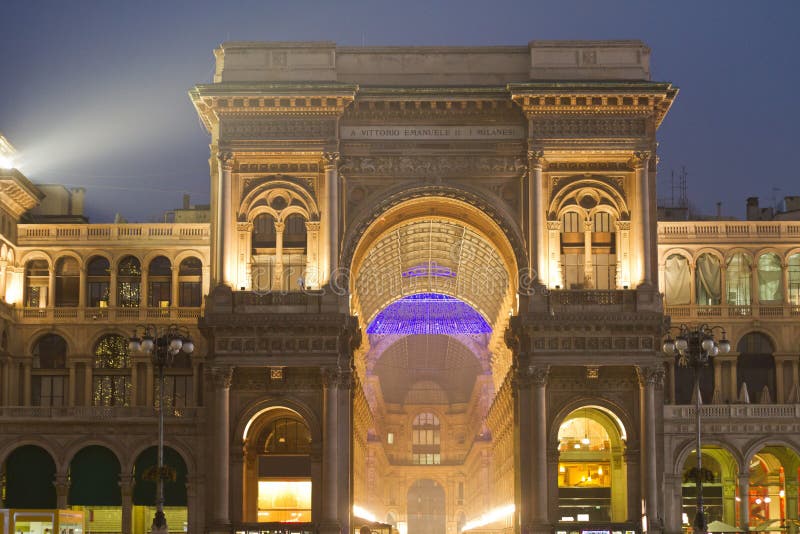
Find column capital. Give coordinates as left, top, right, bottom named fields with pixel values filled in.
left=322, top=151, right=340, bottom=169
left=527, top=149, right=545, bottom=167
left=273, top=220, right=285, bottom=233
left=615, top=220, right=632, bottom=231
left=305, top=220, right=321, bottom=231
left=546, top=220, right=561, bottom=231
left=54, top=473, right=70, bottom=497
left=217, top=151, right=234, bottom=170
left=630, top=151, right=651, bottom=168
left=636, top=365, right=665, bottom=389
left=211, top=366, right=233, bottom=389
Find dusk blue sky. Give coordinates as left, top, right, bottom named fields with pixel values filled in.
left=1, top=1, right=798, bottom=222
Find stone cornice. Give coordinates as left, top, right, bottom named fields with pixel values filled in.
left=0, top=169, right=44, bottom=219
left=509, top=81, right=678, bottom=128
left=191, top=83, right=357, bottom=131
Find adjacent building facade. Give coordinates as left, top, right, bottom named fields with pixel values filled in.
left=0, top=40, right=798, bottom=534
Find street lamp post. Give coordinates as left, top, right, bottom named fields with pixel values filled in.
left=662, top=324, right=730, bottom=534
left=129, top=325, right=194, bottom=534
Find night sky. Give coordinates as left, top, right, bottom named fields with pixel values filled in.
left=1, top=1, right=798, bottom=222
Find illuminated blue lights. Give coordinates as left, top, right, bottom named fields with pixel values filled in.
left=401, top=262, right=456, bottom=278
left=367, top=293, right=491, bottom=335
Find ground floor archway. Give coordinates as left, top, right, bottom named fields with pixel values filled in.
left=408, top=479, right=446, bottom=534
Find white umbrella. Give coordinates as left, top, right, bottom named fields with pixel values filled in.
left=707, top=520, right=744, bottom=533
left=739, top=382, right=750, bottom=404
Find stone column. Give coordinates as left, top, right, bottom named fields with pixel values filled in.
left=109, top=267, right=118, bottom=307
left=212, top=366, right=233, bottom=528
left=78, top=267, right=87, bottom=308
left=23, top=360, right=31, bottom=406
left=532, top=366, right=550, bottom=529
left=170, top=265, right=179, bottom=308
left=528, top=150, right=546, bottom=284
left=305, top=221, right=321, bottom=289
left=615, top=221, right=632, bottom=289
left=47, top=266, right=56, bottom=308
left=230, top=446, right=245, bottom=523
left=546, top=220, right=562, bottom=289
left=273, top=220, right=285, bottom=290
left=716, top=358, right=724, bottom=404
left=637, top=365, right=664, bottom=533
left=633, top=152, right=653, bottom=286
left=119, top=473, right=134, bottom=534
left=67, top=362, right=76, bottom=406
left=785, top=475, right=799, bottom=534
left=583, top=218, right=594, bottom=289
left=218, top=153, right=235, bottom=287
left=141, top=266, right=149, bottom=309
left=738, top=472, right=750, bottom=529
left=0, top=259, right=7, bottom=301
left=84, top=362, right=93, bottom=406
left=54, top=472, right=70, bottom=509
left=663, top=473, right=683, bottom=534
left=321, top=368, right=340, bottom=533
left=323, top=152, right=340, bottom=280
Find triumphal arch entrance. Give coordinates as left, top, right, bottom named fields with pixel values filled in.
left=192, top=40, right=677, bottom=534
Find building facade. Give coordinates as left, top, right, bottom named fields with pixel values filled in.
left=0, top=40, right=798, bottom=534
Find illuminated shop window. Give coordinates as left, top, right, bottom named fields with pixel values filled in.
left=258, top=417, right=313, bottom=523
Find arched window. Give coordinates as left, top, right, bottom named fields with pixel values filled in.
left=696, top=254, right=721, bottom=305
left=25, top=259, right=49, bottom=307
left=264, top=417, right=312, bottom=454
left=665, top=254, right=691, bottom=305
left=117, top=256, right=141, bottom=307
left=591, top=212, right=616, bottom=290
left=726, top=253, right=752, bottom=306
left=757, top=253, right=783, bottom=303
left=92, top=334, right=130, bottom=406
left=412, top=413, right=441, bottom=465
left=86, top=256, right=110, bottom=307
left=32, top=334, right=67, bottom=407
left=561, top=211, right=585, bottom=289
left=252, top=213, right=277, bottom=249
left=787, top=253, right=800, bottom=305
left=737, top=333, right=775, bottom=403
left=283, top=214, right=307, bottom=248
left=178, top=257, right=202, bottom=307
left=55, top=257, right=80, bottom=307
left=148, top=256, right=172, bottom=307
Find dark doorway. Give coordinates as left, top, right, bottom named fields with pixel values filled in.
left=407, top=479, right=445, bottom=534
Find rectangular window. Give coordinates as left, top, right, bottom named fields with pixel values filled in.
left=179, top=282, right=202, bottom=307
left=148, top=281, right=172, bottom=307
left=387, top=432, right=394, bottom=445
left=88, top=282, right=109, bottom=307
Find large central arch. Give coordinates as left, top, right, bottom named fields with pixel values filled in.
left=346, top=194, right=523, bottom=534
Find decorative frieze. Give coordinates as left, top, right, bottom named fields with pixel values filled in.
left=339, top=156, right=527, bottom=177
left=219, top=118, right=337, bottom=141
left=533, top=117, right=646, bottom=138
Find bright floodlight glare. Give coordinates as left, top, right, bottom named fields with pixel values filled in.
left=0, top=155, right=14, bottom=169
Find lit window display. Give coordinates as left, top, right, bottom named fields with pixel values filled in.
left=257, top=480, right=312, bottom=522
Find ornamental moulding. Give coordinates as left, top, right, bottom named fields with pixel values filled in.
left=219, top=118, right=337, bottom=140
left=339, top=156, right=527, bottom=177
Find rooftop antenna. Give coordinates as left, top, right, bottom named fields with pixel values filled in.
left=361, top=32, right=366, bottom=47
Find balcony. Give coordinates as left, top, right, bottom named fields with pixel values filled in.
left=17, top=222, right=210, bottom=244
left=15, top=306, right=202, bottom=323
left=665, top=304, right=800, bottom=320
left=664, top=404, right=800, bottom=439
left=0, top=405, right=203, bottom=420
left=658, top=221, right=800, bottom=243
